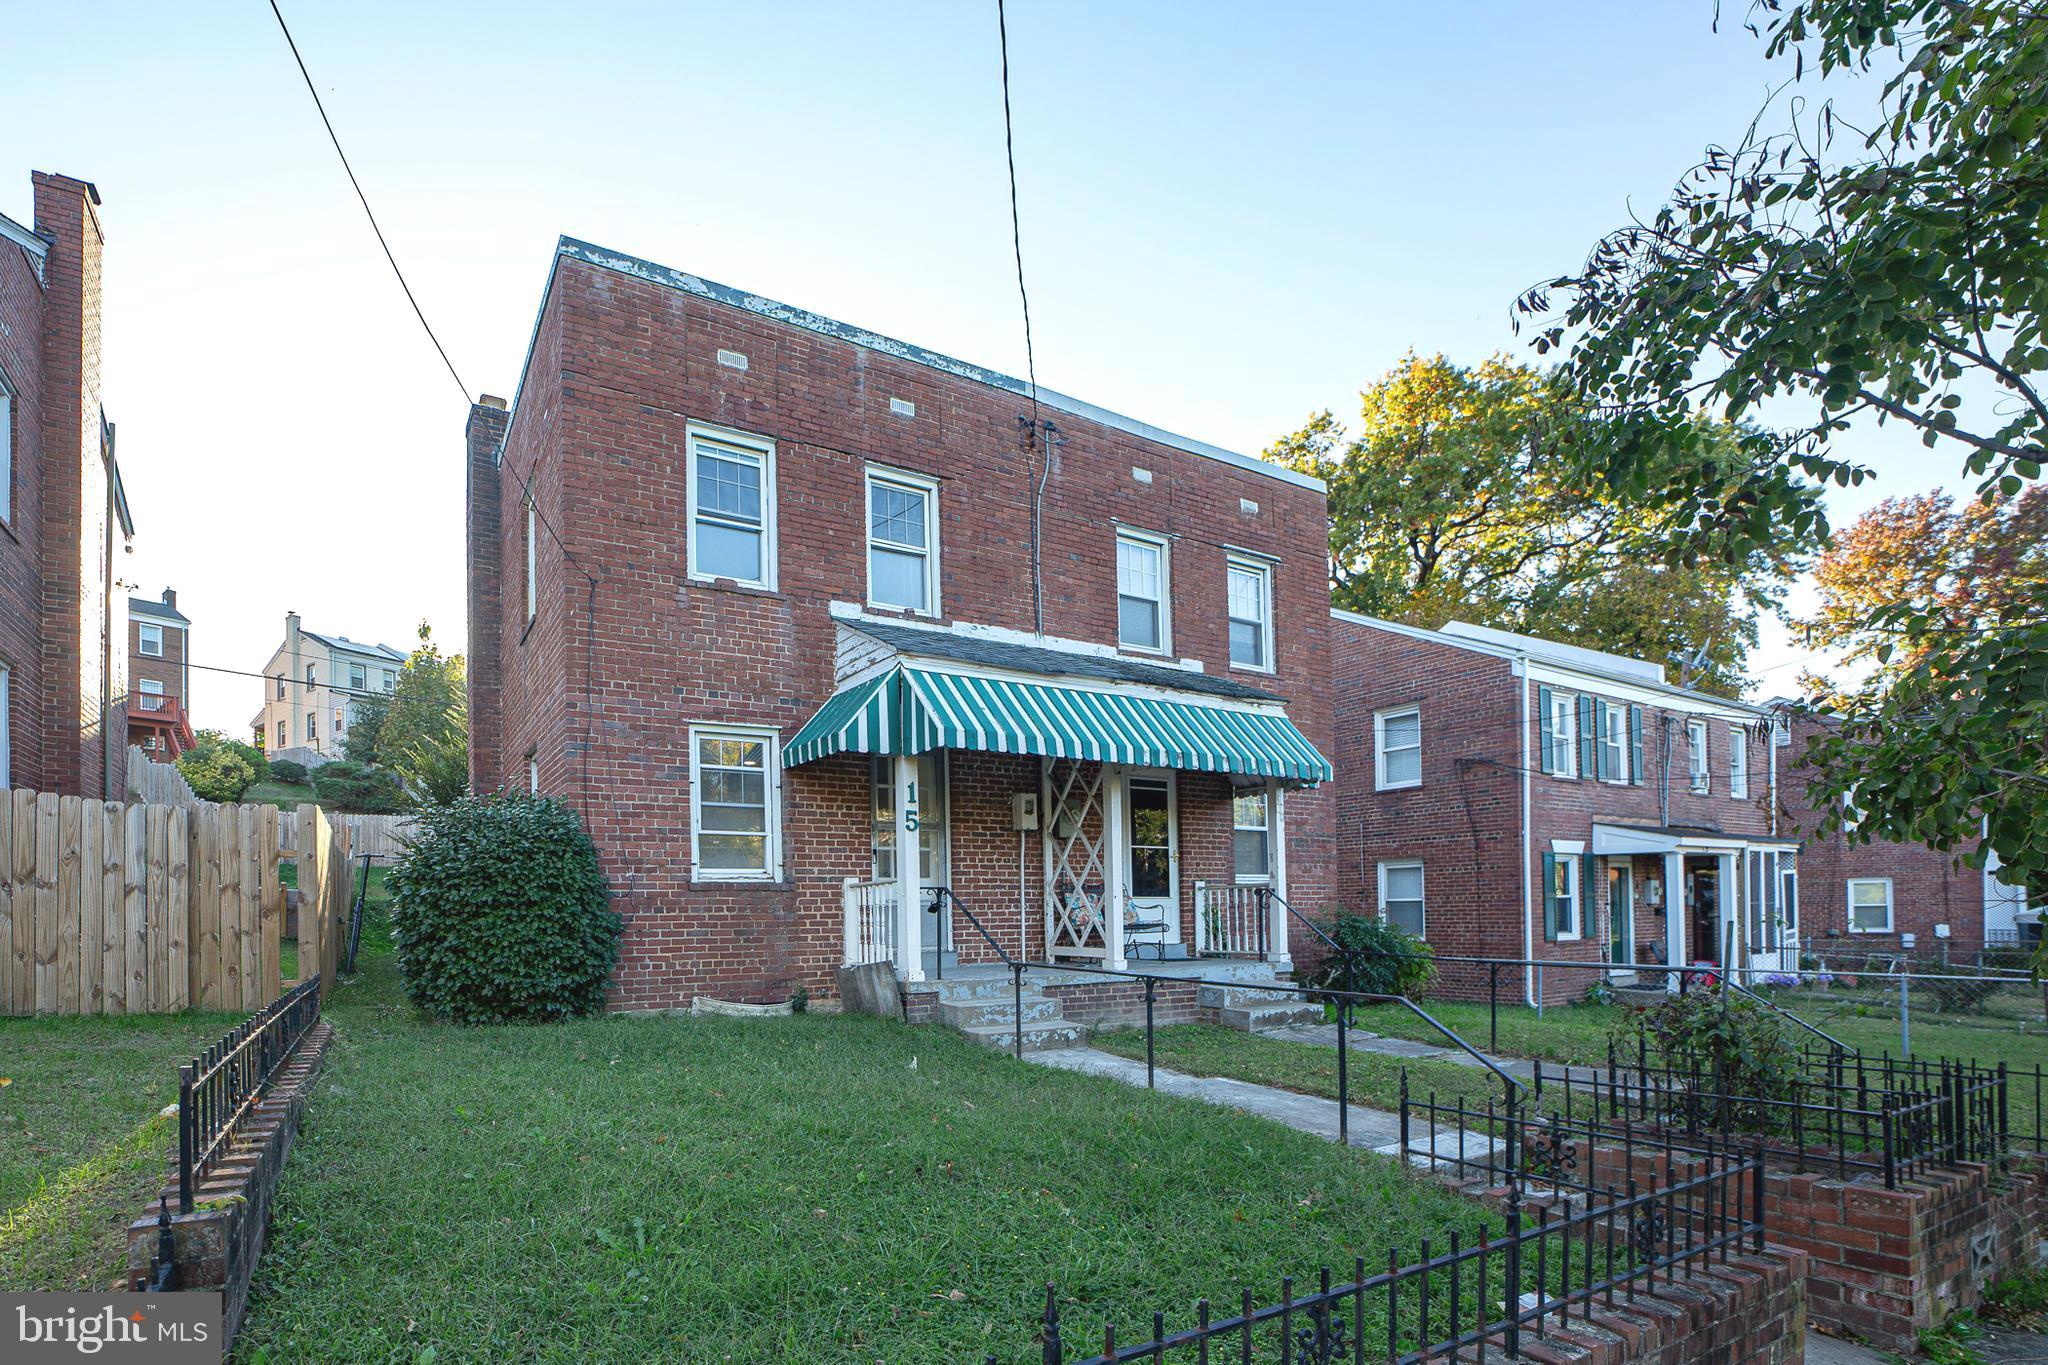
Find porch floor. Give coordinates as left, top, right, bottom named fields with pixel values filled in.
left=906, top=956, right=1289, bottom=997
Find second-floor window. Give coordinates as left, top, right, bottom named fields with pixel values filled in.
left=1226, top=556, right=1272, bottom=670
left=1599, top=701, right=1628, bottom=783
left=687, top=425, right=776, bottom=589
left=1116, top=529, right=1170, bottom=653
left=1729, top=726, right=1749, bottom=799
left=1542, top=689, right=1578, bottom=778
left=1375, top=706, right=1421, bottom=790
left=305, top=663, right=316, bottom=687
left=138, top=623, right=164, bottom=657
left=865, top=467, right=938, bottom=614
left=275, top=675, right=285, bottom=700
left=350, top=662, right=367, bottom=690
left=382, top=670, right=395, bottom=693
left=1687, top=719, right=1710, bottom=793
left=138, top=678, right=164, bottom=712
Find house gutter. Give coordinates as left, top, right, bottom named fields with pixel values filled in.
left=1519, top=663, right=1535, bottom=1007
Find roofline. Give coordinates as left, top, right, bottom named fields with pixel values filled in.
left=298, top=629, right=405, bottom=660
left=0, top=208, right=50, bottom=288
left=127, top=600, right=189, bottom=625
left=494, top=237, right=1323, bottom=495
left=1330, top=607, right=1770, bottom=716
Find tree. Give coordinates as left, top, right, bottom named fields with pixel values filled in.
left=175, top=729, right=267, bottom=803
left=1520, top=0, right=2048, bottom=961
left=376, top=620, right=469, bottom=804
left=343, top=689, right=390, bottom=765
left=1266, top=353, right=1811, bottom=693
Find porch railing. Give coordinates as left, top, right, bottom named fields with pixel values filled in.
left=840, top=877, right=898, bottom=967
left=1193, top=882, right=1270, bottom=958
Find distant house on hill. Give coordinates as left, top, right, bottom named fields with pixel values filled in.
left=249, top=611, right=403, bottom=762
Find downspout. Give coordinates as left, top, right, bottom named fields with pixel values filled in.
left=1519, top=663, right=1535, bottom=1006
left=1658, top=715, right=1674, bottom=827
left=100, top=423, right=118, bottom=800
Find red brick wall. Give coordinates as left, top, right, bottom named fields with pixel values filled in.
left=128, top=618, right=185, bottom=707
left=471, top=249, right=1335, bottom=1007
left=1778, top=716, right=1987, bottom=958
left=0, top=191, right=47, bottom=791
left=464, top=399, right=509, bottom=795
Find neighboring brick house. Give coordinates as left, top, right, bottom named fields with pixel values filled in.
left=1332, top=614, right=1791, bottom=1004
left=467, top=237, right=1335, bottom=1010
left=1774, top=711, right=2010, bottom=961
left=249, top=611, right=403, bottom=761
left=0, top=170, right=133, bottom=799
left=127, top=588, right=194, bottom=759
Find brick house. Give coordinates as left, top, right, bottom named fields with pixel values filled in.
left=466, top=237, right=1335, bottom=1012
left=127, top=588, right=194, bottom=759
left=1331, top=614, right=1792, bottom=1004
left=1774, top=712, right=2024, bottom=961
left=0, top=171, right=133, bottom=799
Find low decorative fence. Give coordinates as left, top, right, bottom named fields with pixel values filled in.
left=176, top=975, right=323, bottom=1211
left=0, top=785, right=353, bottom=1014
left=984, top=1146, right=1766, bottom=1363
left=1192, top=881, right=1270, bottom=958
left=840, top=877, right=899, bottom=967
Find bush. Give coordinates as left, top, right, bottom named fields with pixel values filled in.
left=1300, top=913, right=1436, bottom=999
left=1611, top=988, right=1801, bottom=1131
left=311, top=760, right=406, bottom=814
left=389, top=794, right=620, bottom=1023
left=176, top=745, right=256, bottom=803
left=218, top=737, right=270, bottom=786
left=267, top=759, right=309, bottom=786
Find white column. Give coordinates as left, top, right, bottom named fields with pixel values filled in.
left=1269, top=780, right=1290, bottom=967
left=895, top=753, right=924, bottom=983
left=1720, top=851, right=1740, bottom=984
left=842, top=876, right=860, bottom=967
left=1663, top=851, right=1684, bottom=992
left=1103, top=766, right=1127, bottom=972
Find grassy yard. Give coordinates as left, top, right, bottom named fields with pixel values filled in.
left=0, top=1010, right=243, bottom=1290
left=243, top=779, right=318, bottom=810
left=1092, top=1023, right=1505, bottom=1117
left=236, top=922, right=1492, bottom=1363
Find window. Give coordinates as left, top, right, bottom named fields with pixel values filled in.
left=0, top=666, right=10, bottom=787
left=1115, top=529, right=1170, bottom=652
left=305, top=663, right=316, bottom=687
left=1847, top=878, right=1893, bottom=934
left=305, top=711, right=317, bottom=744
left=524, top=494, right=538, bottom=621
left=1543, top=689, right=1579, bottom=778
left=1544, top=850, right=1582, bottom=940
left=275, top=675, right=286, bottom=700
left=1600, top=702, right=1629, bottom=783
left=333, top=707, right=344, bottom=733
left=0, top=366, right=13, bottom=526
left=1379, top=860, right=1425, bottom=937
left=1226, top=556, right=1273, bottom=670
left=687, top=425, right=776, bottom=589
left=690, top=725, right=779, bottom=879
left=350, top=662, right=366, bottom=691
left=871, top=755, right=948, bottom=883
left=1375, top=706, right=1422, bottom=790
left=138, top=623, right=164, bottom=658
left=1687, top=719, right=1710, bottom=793
left=1232, top=787, right=1271, bottom=882
left=277, top=720, right=286, bottom=748
left=1728, top=727, right=1749, bottom=799
left=382, top=670, right=395, bottom=693
left=138, top=678, right=164, bottom=712
left=865, top=467, right=939, bottom=614
left=527, top=752, right=539, bottom=794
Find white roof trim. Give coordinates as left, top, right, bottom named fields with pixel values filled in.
left=0, top=209, right=49, bottom=287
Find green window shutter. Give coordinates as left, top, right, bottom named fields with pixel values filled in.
left=1582, top=851, right=1597, bottom=940
left=1628, top=705, right=1645, bottom=786
left=1591, top=700, right=1608, bottom=781
left=1537, top=686, right=1553, bottom=773
left=1577, top=695, right=1596, bottom=780
left=1542, top=851, right=1559, bottom=941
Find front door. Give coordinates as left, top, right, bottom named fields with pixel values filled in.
left=1607, top=863, right=1634, bottom=968
left=1125, top=772, right=1179, bottom=948
left=1687, top=857, right=1720, bottom=964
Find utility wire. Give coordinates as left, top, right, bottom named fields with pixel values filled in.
left=266, top=0, right=470, bottom=404
left=996, top=0, right=1053, bottom=634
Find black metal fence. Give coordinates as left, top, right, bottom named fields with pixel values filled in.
left=1791, top=1043, right=2045, bottom=1159
left=981, top=1144, right=1764, bottom=1362
left=175, top=975, right=323, bottom=1212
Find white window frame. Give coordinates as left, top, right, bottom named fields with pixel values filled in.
left=1549, top=845, right=1583, bottom=941
left=1115, top=528, right=1172, bottom=655
left=138, top=622, right=164, bottom=658
left=1225, top=555, right=1274, bottom=673
left=1547, top=691, right=1579, bottom=779
left=1374, top=705, right=1422, bottom=791
left=1601, top=703, right=1629, bottom=784
left=382, top=670, right=396, bottom=693
left=1846, top=877, right=1894, bottom=934
left=527, top=753, right=540, bottom=795
left=276, top=719, right=286, bottom=749
left=524, top=493, right=539, bottom=622
left=1231, top=785, right=1272, bottom=884
left=686, top=423, right=777, bottom=590
left=1687, top=719, right=1710, bottom=794
left=1728, top=726, right=1749, bottom=799
left=0, top=365, right=14, bottom=527
left=138, top=678, right=165, bottom=712
left=349, top=661, right=367, bottom=690
left=863, top=465, right=940, bottom=616
left=305, top=663, right=316, bottom=687
left=305, top=710, right=317, bottom=744
left=688, top=722, right=782, bottom=882
left=1378, top=860, right=1425, bottom=938
left=0, top=664, right=11, bottom=787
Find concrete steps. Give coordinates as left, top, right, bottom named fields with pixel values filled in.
left=1199, top=982, right=1325, bottom=1033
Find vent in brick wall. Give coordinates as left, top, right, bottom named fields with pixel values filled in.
left=889, top=397, right=915, bottom=417
left=1239, top=498, right=1259, bottom=516
left=1132, top=466, right=1153, bottom=484
left=716, top=348, right=749, bottom=372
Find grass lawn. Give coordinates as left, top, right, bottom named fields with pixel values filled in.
left=237, top=924, right=1493, bottom=1363
left=243, top=780, right=317, bottom=810
left=1092, top=1023, right=1506, bottom=1117
left=0, top=1010, right=244, bottom=1290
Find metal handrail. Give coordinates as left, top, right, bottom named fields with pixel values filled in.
left=929, top=888, right=1032, bottom=1062
left=931, top=887, right=1018, bottom=969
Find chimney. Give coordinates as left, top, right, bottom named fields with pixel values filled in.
left=161, top=587, right=176, bottom=610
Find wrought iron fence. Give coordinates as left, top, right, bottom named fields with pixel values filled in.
left=175, top=975, right=323, bottom=1212
left=980, top=1144, right=1764, bottom=1362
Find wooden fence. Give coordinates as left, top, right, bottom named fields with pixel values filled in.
left=281, top=810, right=412, bottom=861
left=0, top=788, right=352, bottom=1015
left=127, top=745, right=198, bottom=806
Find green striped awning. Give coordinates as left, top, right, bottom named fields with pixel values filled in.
left=784, top=665, right=1332, bottom=784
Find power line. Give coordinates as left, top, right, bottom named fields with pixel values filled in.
left=994, top=0, right=1038, bottom=413
left=266, top=0, right=470, bottom=404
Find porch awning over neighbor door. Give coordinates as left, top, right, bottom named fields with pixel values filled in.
left=784, top=664, right=1333, bottom=784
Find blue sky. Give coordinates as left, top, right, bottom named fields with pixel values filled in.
left=1, top=1, right=1958, bottom=731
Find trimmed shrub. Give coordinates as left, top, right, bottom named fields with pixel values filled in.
left=311, top=760, right=406, bottom=814
left=177, top=745, right=256, bottom=803
left=268, top=759, right=310, bottom=786
left=389, top=794, right=620, bottom=1023
left=1301, top=913, right=1436, bottom=999
left=218, top=737, right=271, bottom=786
